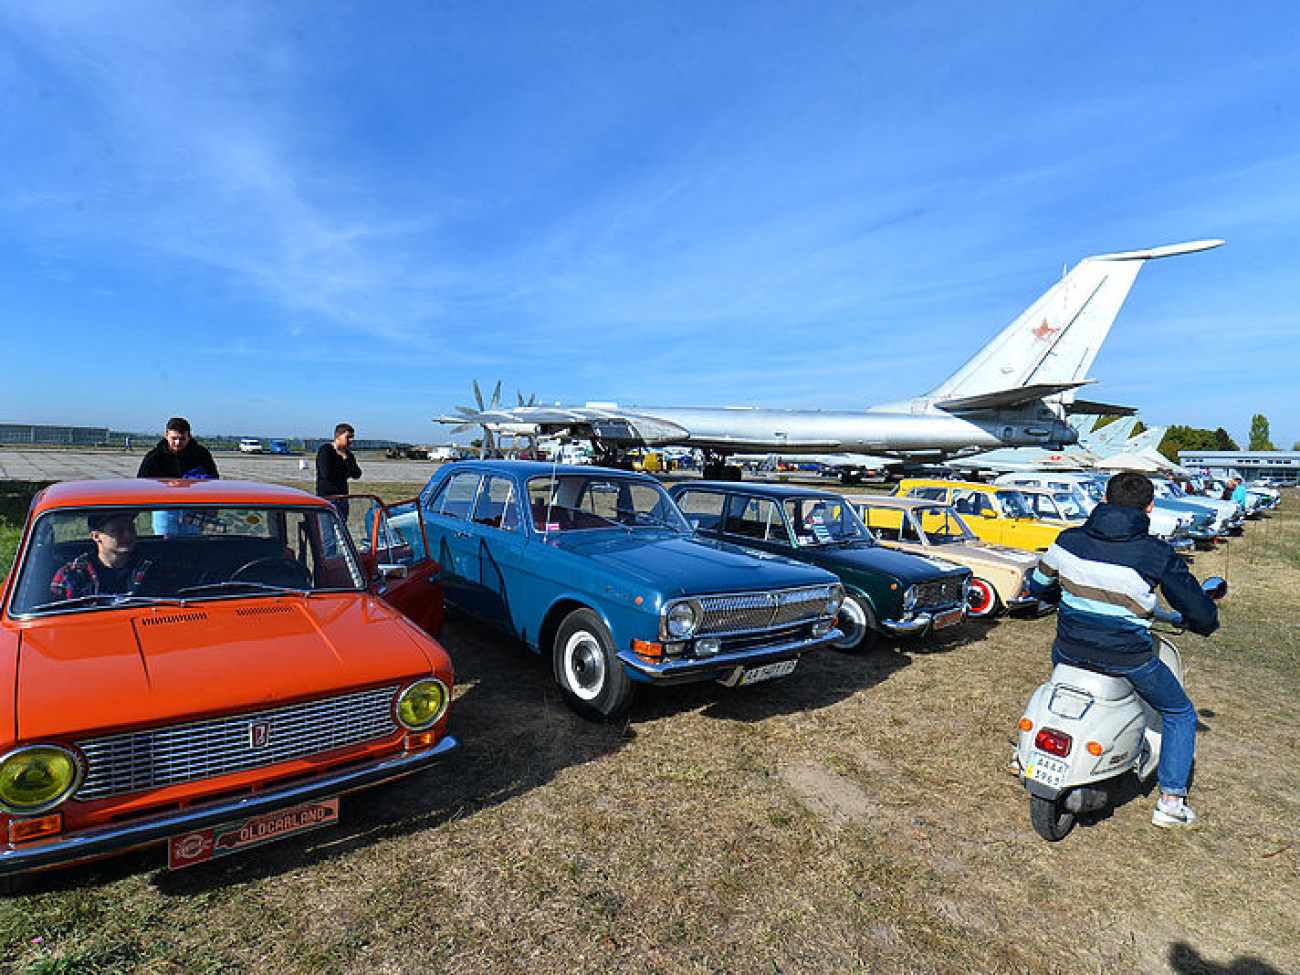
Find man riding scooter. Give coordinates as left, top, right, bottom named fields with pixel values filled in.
left=1028, top=471, right=1220, bottom=828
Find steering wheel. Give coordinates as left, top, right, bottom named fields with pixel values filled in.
left=230, top=557, right=314, bottom=588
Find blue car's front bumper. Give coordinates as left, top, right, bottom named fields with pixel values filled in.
left=617, top=628, right=840, bottom=685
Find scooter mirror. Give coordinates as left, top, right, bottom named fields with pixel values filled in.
left=1202, top=576, right=1228, bottom=600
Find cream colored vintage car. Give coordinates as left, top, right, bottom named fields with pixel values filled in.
left=849, top=495, right=1044, bottom=619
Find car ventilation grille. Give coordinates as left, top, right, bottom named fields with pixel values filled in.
left=235, top=605, right=296, bottom=618
left=914, top=577, right=967, bottom=608
left=696, top=585, right=834, bottom=635
left=137, top=612, right=210, bottom=627
left=75, top=685, right=399, bottom=800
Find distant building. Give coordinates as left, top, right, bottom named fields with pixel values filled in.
left=1178, top=450, right=1300, bottom=485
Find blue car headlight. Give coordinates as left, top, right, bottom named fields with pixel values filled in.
left=663, top=600, right=701, bottom=640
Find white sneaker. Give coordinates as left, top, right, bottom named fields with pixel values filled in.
left=1152, top=795, right=1197, bottom=828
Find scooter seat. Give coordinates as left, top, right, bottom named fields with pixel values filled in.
left=1051, top=664, right=1134, bottom=701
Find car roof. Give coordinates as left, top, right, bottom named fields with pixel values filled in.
left=846, top=495, right=935, bottom=511
left=898, top=478, right=1016, bottom=494
left=438, top=459, right=660, bottom=480
left=673, top=480, right=847, bottom=502
left=31, top=478, right=327, bottom=515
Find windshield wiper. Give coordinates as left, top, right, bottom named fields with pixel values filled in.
left=26, top=594, right=188, bottom=613
left=175, top=581, right=314, bottom=597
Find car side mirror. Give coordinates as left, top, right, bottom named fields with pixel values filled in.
left=1202, top=576, right=1227, bottom=600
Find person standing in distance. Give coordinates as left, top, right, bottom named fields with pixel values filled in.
left=316, top=423, right=362, bottom=517
left=137, top=417, right=219, bottom=479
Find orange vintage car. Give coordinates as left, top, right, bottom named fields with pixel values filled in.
left=0, top=478, right=455, bottom=887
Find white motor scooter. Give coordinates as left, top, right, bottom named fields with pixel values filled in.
left=1014, top=577, right=1227, bottom=841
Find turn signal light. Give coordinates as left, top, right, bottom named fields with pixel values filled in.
left=1018, top=718, right=1033, bottom=732
left=631, top=640, right=663, bottom=662
left=1034, top=728, right=1072, bottom=757
left=403, top=732, right=437, bottom=751
left=9, top=813, right=62, bottom=844
left=1086, top=741, right=1105, bottom=756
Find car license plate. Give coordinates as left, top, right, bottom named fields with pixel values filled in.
left=721, top=658, right=798, bottom=687
left=1025, top=752, right=1068, bottom=789
left=167, top=797, right=340, bottom=870
left=933, top=606, right=964, bottom=629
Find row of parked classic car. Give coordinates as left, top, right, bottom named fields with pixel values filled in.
left=0, top=461, right=1274, bottom=886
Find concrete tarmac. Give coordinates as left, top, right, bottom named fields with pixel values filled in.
left=0, top=448, right=439, bottom=486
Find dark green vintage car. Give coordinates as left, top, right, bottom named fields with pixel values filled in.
left=669, top=482, right=972, bottom=651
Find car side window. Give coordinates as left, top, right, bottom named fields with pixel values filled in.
left=432, top=472, right=482, bottom=521
left=725, top=496, right=787, bottom=544
left=674, top=490, right=725, bottom=533
left=951, top=490, right=990, bottom=516
left=859, top=505, right=902, bottom=541
left=909, top=487, right=948, bottom=502
left=472, top=475, right=521, bottom=532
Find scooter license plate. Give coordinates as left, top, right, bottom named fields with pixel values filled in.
left=1025, top=752, right=1068, bottom=789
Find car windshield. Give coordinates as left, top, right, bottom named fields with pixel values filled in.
left=8, top=504, right=366, bottom=616
left=783, top=497, right=873, bottom=547
left=995, top=490, right=1036, bottom=519
left=912, top=505, right=978, bottom=545
left=527, top=474, right=690, bottom=533
left=1078, top=479, right=1106, bottom=503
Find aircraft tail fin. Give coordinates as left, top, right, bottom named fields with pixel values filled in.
left=922, top=240, right=1223, bottom=412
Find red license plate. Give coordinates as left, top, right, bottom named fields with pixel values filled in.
left=167, top=797, right=340, bottom=870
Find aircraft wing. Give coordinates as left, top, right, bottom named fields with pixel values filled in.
left=436, top=404, right=692, bottom=445
left=1064, top=398, right=1138, bottom=416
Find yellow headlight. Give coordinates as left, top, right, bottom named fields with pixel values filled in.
left=0, top=746, right=82, bottom=814
left=396, top=679, right=450, bottom=730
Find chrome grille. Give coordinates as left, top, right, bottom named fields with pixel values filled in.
left=914, top=576, right=967, bottom=609
left=696, top=585, right=835, bottom=635
left=75, top=685, right=400, bottom=801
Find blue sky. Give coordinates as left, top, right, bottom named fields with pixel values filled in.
left=1, top=2, right=1297, bottom=447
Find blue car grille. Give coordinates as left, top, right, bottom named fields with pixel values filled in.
left=74, top=686, right=400, bottom=801
left=696, top=585, right=835, bottom=636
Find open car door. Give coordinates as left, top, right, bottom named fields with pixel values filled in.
left=336, top=494, right=444, bottom=639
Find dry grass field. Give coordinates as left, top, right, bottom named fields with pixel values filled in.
left=0, top=484, right=1296, bottom=974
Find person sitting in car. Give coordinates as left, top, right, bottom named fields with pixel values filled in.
left=50, top=511, right=157, bottom=601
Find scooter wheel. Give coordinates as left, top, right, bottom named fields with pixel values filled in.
left=1030, top=795, right=1076, bottom=842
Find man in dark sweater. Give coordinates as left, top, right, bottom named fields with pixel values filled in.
left=136, top=417, right=219, bottom=479
left=1028, top=471, right=1219, bottom=829
left=316, top=423, right=362, bottom=517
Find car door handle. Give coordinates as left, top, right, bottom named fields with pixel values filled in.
left=454, top=530, right=471, bottom=538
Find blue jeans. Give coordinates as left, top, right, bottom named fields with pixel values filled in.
left=1053, top=647, right=1196, bottom=797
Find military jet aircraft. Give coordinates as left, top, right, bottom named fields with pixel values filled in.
left=437, top=240, right=1222, bottom=479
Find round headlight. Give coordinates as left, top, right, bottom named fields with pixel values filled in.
left=396, top=679, right=450, bottom=730
left=665, top=600, right=700, bottom=639
left=826, top=586, right=844, bottom=618
left=0, top=745, right=82, bottom=814
left=902, top=585, right=919, bottom=613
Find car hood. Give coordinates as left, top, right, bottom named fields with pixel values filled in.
left=925, top=541, right=1038, bottom=572
left=805, top=540, right=970, bottom=585
left=546, top=530, right=834, bottom=597
left=15, top=595, right=438, bottom=740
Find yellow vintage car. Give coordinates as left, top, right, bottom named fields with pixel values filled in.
left=890, top=479, right=1068, bottom=553
left=849, top=495, right=1044, bottom=618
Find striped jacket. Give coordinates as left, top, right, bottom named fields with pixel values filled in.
left=1029, top=503, right=1218, bottom=666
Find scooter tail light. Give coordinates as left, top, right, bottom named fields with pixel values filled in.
left=1034, top=728, right=1072, bottom=757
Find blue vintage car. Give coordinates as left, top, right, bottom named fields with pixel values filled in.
left=396, top=461, right=845, bottom=720
left=669, top=481, right=972, bottom=652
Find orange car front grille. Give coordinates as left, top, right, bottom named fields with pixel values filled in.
left=74, top=686, right=400, bottom=801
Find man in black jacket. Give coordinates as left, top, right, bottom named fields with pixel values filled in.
left=136, top=417, right=219, bottom=479
left=316, top=423, right=362, bottom=517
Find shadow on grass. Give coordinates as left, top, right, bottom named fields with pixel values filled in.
left=1169, top=941, right=1285, bottom=974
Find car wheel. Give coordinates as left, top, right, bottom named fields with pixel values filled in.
left=832, top=593, right=879, bottom=652
left=966, top=577, right=1003, bottom=618
left=553, top=609, right=634, bottom=721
